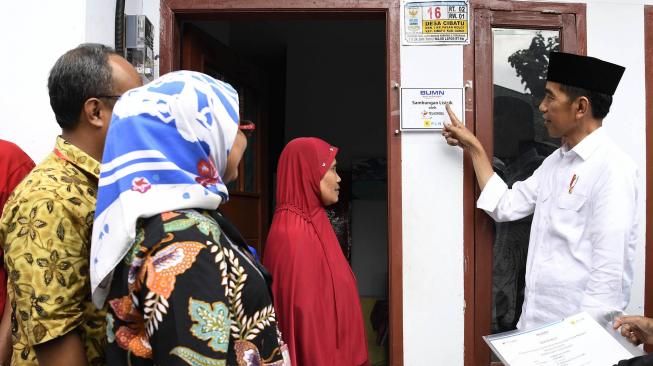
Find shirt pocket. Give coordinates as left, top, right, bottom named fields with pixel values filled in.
left=549, top=193, right=588, bottom=244
left=557, top=193, right=587, bottom=211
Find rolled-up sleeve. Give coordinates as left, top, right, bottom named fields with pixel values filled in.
left=477, top=173, right=508, bottom=213
left=476, top=171, right=540, bottom=222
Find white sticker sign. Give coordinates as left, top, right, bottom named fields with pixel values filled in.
left=400, top=88, right=464, bottom=131
left=402, top=1, right=470, bottom=45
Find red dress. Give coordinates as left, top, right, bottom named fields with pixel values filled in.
left=0, top=140, right=35, bottom=316
left=264, top=137, right=369, bottom=366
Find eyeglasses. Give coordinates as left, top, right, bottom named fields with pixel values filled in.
left=239, top=120, right=255, bottom=130
left=239, top=120, right=256, bottom=137
left=96, top=95, right=122, bottom=100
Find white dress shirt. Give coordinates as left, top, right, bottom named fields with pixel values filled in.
left=477, top=127, right=639, bottom=330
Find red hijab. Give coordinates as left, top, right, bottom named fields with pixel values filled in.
left=264, top=138, right=368, bottom=366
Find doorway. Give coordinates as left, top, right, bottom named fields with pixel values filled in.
left=160, top=1, right=403, bottom=364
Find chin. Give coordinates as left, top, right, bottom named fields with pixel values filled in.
left=323, top=198, right=338, bottom=206
left=544, top=128, right=559, bottom=139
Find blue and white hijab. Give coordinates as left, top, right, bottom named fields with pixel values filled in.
left=90, top=71, right=239, bottom=307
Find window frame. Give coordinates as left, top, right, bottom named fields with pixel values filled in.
left=462, top=2, right=586, bottom=365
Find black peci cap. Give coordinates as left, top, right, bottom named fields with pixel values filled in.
left=546, top=52, right=625, bottom=95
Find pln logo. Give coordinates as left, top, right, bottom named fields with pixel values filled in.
left=420, top=89, right=445, bottom=98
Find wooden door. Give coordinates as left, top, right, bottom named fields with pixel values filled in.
left=181, top=24, right=270, bottom=256
left=464, top=2, right=586, bottom=365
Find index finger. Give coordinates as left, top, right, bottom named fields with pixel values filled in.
left=616, top=316, right=644, bottom=326
left=613, top=318, right=623, bottom=329
left=445, top=103, right=462, bottom=127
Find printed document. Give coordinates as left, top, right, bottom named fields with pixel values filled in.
left=484, top=312, right=638, bottom=366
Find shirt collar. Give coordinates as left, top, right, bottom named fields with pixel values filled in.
left=54, top=136, right=101, bottom=179
left=560, top=127, right=606, bottom=161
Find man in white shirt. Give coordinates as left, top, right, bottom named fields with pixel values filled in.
left=443, top=52, right=639, bottom=330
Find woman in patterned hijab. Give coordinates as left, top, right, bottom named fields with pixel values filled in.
left=90, top=71, right=289, bottom=366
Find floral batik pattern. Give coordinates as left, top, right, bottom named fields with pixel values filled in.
left=189, top=298, right=230, bottom=352
left=0, top=137, right=106, bottom=365
left=105, top=209, right=289, bottom=366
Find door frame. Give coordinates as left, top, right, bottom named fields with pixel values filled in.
left=645, top=6, right=653, bottom=353
left=463, top=1, right=586, bottom=365
left=159, top=0, right=404, bottom=364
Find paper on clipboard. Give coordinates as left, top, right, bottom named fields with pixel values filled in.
left=483, top=312, right=640, bottom=366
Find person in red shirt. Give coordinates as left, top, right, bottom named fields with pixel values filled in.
left=0, top=140, right=34, bottom=211
left=0, top=139, right=35, bottom=364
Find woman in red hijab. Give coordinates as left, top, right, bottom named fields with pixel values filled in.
left=264, top=137, right=369, bottom=366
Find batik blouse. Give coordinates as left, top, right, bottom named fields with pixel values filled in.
left=105, top=209, right=289, bottom=366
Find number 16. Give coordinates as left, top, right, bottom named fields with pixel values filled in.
left=427, top=6, right=441, bottom=19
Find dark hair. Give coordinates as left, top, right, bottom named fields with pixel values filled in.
left=558, top=84, right=613, bottom=119
left=47, top=43, right=117, bottom=130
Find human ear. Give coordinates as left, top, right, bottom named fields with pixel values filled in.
left=575, top=96, right=590, bottom=120
left=83, top=98, right=104, bottom=128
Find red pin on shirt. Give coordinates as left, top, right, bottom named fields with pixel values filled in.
left=568, top=174, right=579, bottom=194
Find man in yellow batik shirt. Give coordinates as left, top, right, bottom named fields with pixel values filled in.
left=0, top=44, right=141, bottom=366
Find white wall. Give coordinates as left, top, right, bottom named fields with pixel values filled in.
left=400, top=44, right=466, bottom=365
left=0, top=1, right=86, bottom=162
left=0, top=0, right=159, bottom=163
left=85, top=1, right=114, bottom=47
left=586, top=1, right=647, bottom=318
